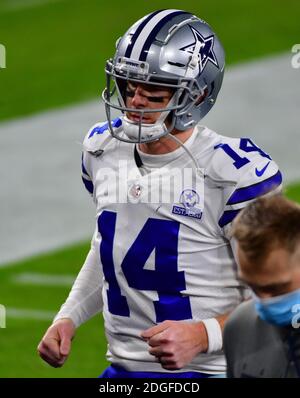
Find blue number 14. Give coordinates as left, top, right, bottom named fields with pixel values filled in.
left=97, top=211, right=192, bottom=322
left=215, top=138, right=271, bottom=169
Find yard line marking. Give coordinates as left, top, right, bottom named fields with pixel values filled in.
left=12, top=272, right=75, bottom=287
left=6, top=307, right=56, bottom=321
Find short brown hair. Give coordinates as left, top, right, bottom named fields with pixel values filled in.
left=232, top=195, right=300, bottom=263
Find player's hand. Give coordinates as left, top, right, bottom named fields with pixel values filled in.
left=141, top=320, right=208, bottom=370
left=37, top=318, right=75, bottom=368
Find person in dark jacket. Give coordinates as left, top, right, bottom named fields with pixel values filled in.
left=224, top=195, right=300, bottom=378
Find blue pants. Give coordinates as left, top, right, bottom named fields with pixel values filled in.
left=100, top=364, right=225, bottom=378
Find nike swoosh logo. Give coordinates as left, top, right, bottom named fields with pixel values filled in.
left=255, top=161, right=271, bottom=177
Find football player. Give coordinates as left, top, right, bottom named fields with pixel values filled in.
left=38, top=10, right=282, bottom=377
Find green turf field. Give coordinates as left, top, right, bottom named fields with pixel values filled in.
left=0, top=0, right=299, bottom=378
left=0, top=183, right=299, bottom=377
left=285, top=183, right=300, bottom=204
left=0, top=240, right=107, bottom=377
left=0, top=0, right=300, bottom=121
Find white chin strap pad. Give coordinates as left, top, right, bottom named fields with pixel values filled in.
left=122, top=93, right=176, bottom=142
left=122, top=115, right=168, bottom=142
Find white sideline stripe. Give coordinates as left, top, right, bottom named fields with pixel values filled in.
left=6, top=307, right=55, bottom=321
left=12, top=273, right=75, bottom=286
left=0, top=0, right=65, bottom=12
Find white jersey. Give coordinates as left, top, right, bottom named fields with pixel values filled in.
left=59, top=120, right=282, bottom=374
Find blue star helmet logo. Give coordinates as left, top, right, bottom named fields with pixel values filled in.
left=180, top=26, right=219, bottom=73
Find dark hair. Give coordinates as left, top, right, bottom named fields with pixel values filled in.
left=232, top=195, right=300, bottom=263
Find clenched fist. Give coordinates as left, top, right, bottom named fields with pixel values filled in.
left=37, top=318, right=75, bottom=368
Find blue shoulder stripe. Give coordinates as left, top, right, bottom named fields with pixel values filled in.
left=88, top=118, right=122, bottom=139
left=81, top=161, right=89, bottom=177
left=227, top=170, right=282, bottom=205
left=81, top=154, right=90, bottom=177
left=82, top=176, right=94, bottom=195
left=218, top=209, right=240, bottom=228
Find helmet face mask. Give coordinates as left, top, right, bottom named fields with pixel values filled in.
left=103, top=60, right=203, bottom=142
left=102, top=9, right=225, bottom=143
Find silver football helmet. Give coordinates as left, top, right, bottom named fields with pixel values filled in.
left=102, top=9, right=225, bottom=143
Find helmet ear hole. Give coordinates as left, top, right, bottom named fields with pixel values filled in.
left=195, top=88, right=208, bottom=106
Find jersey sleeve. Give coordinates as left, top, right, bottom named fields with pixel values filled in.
left=57, top=122, right=121, bottom=326
left=208, top=136, right=283, bottom=239
left=81, top=151, right=94, bottom=198
left=53, top=226, right=103, bottom=327
left=81, top=120, right=116, bottom=200
left=220, top=156, right=282, bottom=239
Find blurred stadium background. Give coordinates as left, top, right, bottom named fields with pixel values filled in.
left=0, top=0, right=300, bottom=377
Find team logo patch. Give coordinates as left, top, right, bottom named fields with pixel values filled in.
left=128, top=182, right=143, bottom=200
left=180, top=26, right=219, bottom=73
left=172, top=189, right=203, bottom=220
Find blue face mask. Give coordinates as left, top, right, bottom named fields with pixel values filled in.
left=254, top=288, right=300, bottom=326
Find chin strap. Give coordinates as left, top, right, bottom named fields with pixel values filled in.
left=167, top=132, right=203, bottom=176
